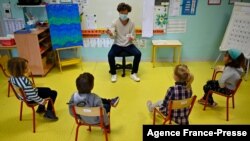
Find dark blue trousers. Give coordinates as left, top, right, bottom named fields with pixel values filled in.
left=108, top=44, right=141, bottom=75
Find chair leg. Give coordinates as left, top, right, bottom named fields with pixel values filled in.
left=20, top=102, right=23, bottom=121
left=31, top=107, right=36, bottom=133
left=203, top=93, right=210, bottom=111
left=153, top=110, right=156, bottom=125
left=232, top=96, right=235, bottom=109
left=8, top=82, right=11, bottom=97
left=226, top=97, right=229, bottom=121
left=75, top=125, right=80, bottom=141
left=103, top=127, right=108, bottom=141
left=88, top=126, right=91, bottom=131
left=122, top=56, right=125, bottom=77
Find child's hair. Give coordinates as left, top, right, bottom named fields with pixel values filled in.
left=117, top=3, right=132, bottom=12
left=76, top=72, right=94, bottom=93
left=174, top=64, right=194, bottom=90
left=225, top=49, right=245, bottom=69
left=7, top=57, right=28, bottom=77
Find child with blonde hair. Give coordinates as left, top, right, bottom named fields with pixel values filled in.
left=146, top=64, right=193, bottom=125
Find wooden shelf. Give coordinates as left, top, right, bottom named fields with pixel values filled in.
left=39, top=35, right=49, bottom=42
left=14, top=28, right=54, bottom=76
left=60, top=58, right=81, bottom=67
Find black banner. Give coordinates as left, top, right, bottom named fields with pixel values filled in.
left=143, top=125, right=250, bottom=140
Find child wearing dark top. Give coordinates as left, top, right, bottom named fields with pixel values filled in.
left=147, top=64, right=194, bottom=125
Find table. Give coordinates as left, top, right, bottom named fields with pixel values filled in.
left=152, top=40, right=182, bottom=67
left=0, top=44, right=16, bottom=58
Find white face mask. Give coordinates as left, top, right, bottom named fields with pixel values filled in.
left=119, top=14, right=128, bottom=21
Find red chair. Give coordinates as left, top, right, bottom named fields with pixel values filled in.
left=153, top=95, right=197, bottom=125
left=203, top=66, right=243, bottom=121
left=0, top=64, right=35, bottom=97
left=72, top=106, right=110, bottom=141
left=10, top=83, right=56, bottom=133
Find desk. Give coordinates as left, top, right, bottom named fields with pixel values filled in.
left=152, top=40, right=182, bottom=67
left=0, top=45, right=16, bottom=58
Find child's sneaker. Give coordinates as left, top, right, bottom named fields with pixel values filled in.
left=146, top=101, right=153, bottom=112
left=36, top=105, right=45, bottom=114
left=198, top=99, right=218, bottom=107
left=44, top=110, right=58, bottom=121
left=110, top=97, right=119, bottom=107
left=197, top=99, right=206, bottom=105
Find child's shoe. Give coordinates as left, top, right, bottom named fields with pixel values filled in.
left=147, top=100, right=153, bottom=112
left=110, top=97, right=120, bottom=107
left=36, top=105, right=45, bottom=114
left=44, top=110, right=58, bottom=121
left=198, top=99, right=218, bottom=107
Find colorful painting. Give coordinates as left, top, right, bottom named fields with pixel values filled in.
left=46, top=4, right=83, bottom=49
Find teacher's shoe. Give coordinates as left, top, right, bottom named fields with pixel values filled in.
left=130, top=73, right=140, bottom=82
left=111, top=74, right=117, bottom=83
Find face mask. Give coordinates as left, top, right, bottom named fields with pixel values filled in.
left=119, top=14, right=128, bottom=21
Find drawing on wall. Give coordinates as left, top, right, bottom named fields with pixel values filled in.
left=46, top=4, right=83, bottom=49
left=154, top=4, right=169, bottom=30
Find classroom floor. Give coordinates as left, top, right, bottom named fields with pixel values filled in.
left=0, top=62, right=250, bottom=141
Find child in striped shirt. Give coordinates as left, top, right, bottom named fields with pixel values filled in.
left=8, top=57, right=58, bottom=121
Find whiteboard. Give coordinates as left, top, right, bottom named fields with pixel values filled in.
left=220, top=2, right=250, bottom=58
left=81, top=0, right=143, bottom=28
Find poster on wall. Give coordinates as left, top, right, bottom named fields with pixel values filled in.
left=154, top=0, right=169, bottom=30
left=181, top=0, right=198, bottom=15
left=46, top=4, right=83, bottom=49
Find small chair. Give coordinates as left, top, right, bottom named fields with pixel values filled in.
left=153, top=95, right=197, bottom=125
left=203, top=67, right=243, bottom=121
left=72, top=106, right=110, bottom=141
left=115, top=51, right=133, bottom=77
left=10, top=83, right=56, bottom=133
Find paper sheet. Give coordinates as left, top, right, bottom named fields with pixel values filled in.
left=142, top=0, right=155, bottom=37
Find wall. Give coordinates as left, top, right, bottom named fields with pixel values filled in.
left=1, top=0, right=250, bottom=61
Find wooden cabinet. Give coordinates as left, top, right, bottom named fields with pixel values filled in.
left=14, top=27, right=54, bottom=76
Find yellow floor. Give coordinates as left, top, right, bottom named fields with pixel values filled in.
left=0, top=62, right=250, bottom=141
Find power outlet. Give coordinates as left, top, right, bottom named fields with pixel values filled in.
left=2, top=3, right=12, bottom=18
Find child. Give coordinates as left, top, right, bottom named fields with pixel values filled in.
left=68, top=72, right=120, bottom=130
left=7, top=57, right=58, bottom=121
left=146, top=64, right=194, bottom=125
left=198, top=48, right=245, bottom=107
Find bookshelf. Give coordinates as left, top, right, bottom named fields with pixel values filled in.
left=14, top=27, right=54, bottom=76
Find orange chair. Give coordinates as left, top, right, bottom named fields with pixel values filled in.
left=203, top=67, right=242, bottom=121
left=153, top=95, right=197, bottom=125
left=10, top=83, right=56, bottom=133
left=72, top=106, right=110, bottom=141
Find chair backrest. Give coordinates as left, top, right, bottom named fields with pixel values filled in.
left=72, top=106, right=105, bottom=125
left=231, top=78, right=242, bottom=96
left=168, top=95, right=197, bottom=117
left=9, top=83, right=30, bottom=103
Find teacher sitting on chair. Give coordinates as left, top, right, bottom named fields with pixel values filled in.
left=107, top=2, right=141, bottom=83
